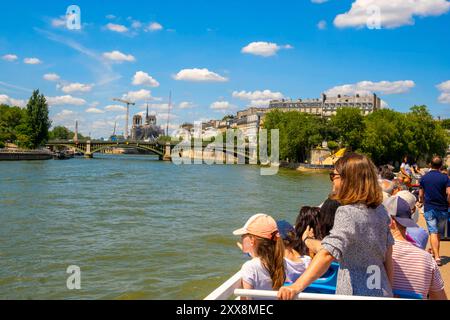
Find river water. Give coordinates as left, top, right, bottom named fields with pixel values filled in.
left=0, top=155, right=330, bottom=300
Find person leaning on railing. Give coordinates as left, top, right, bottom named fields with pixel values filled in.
left=278, top=153, right=394, bottom=300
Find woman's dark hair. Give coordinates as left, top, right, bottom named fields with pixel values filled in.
left=318, top=198, right=341, bottom=237
left=294, top=206, right=322, bottom=255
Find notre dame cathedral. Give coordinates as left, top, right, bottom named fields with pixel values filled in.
left=130, top=106, right=164, bottom=141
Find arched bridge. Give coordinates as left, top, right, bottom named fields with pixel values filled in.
left=46, top=140, right=169, bottom=159
left=46, top=140, right=254, bottom=163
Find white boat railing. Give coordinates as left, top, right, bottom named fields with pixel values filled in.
left=204, top=271, right=242, bottom=300
left=205, top=271, right=413, bottom=300
left=234, top=289, right=409, bottom=301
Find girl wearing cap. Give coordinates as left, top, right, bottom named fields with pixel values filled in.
left=233, top=214, right=287, bottom=299
left=278, top=153, right=394, bottom=299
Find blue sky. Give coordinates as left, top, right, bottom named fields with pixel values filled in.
left=1, top=0, right=449, bottom=138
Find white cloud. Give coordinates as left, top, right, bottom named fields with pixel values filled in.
left=232, top=90, right=284, bottom=101
left=325, top=80, right=415, bottom=96
left=105, top=105, right=127, bottom=112
left=2, top=54, right=18, bottom=62
left=103, top=50, right=136, bottom=63
left=439, top=93, right=450, bottom=104
left=53, top=109, right=76, bottom=121
left=233, top=90, right=284, bottom=108
left=146, top=103, right=170, bottom=111
left=334, top=0, right=450, bottom=29
left=155, top=112, right=177, bottom=121
left=106, top=23, right=129, bottom=33
left=0, top=94, right=26, bottom=107
left=123, top=89, right=152, bottom=101
left=178, top=102, right=195, bottom=109
left=210, top=101, right=236, bottom=112
left=437, top=80, right=450, bottom=93
left=318, top=20, right=327, bottom=30
left=146, top=22, right=163, bottom=31
left=85, top=108, right=105, bottom=114
left=106, top=14, right=116, bottom=20
left=437, top=80, right=450, bottom=104
left=173, top=68, right=228, bottom=82
left=132, top=71, right=160, bottom=87
left=241, top=42, right=293, bottom=57
left=51, top=16, right=66, bottom=28
left=24, top=57, right=42, bottom=65
left=46, top=95, right=86, bottom=106
left=61, top=83, right=93, bottom=93
left=131, top=20, right=142, bottom=29
left=312, top=0, right=329, bottom=3
left=43, top=73, right=60, bottom=82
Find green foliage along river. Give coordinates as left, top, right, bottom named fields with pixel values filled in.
left=0, top=155, right=331, bottom=299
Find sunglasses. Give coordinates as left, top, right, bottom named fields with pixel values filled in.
left=329, top=172, right=341, bottom=181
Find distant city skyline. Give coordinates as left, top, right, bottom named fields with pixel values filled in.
left=1, top=0, right=449, bottom=138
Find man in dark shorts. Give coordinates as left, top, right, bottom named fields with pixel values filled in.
left=419, top=156, right=450, bottom=266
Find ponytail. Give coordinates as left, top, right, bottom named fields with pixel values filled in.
left=255, top=234, right=286, bottom=290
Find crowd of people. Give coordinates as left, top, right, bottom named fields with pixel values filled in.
left=232, top=152, right=449, bottom=300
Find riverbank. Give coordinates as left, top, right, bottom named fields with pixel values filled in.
left=0, top=149, right=53, bottom=161
left=280, top=161, right=333, bottom=173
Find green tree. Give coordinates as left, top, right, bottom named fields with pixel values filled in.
left=404, top=105, right=448, bottom=162
left=329, top=107, right=365, bottom=151
left=360, top=109, right=407, bottom=165
left=441, top=119, right=450, bottom=130
left=49, top=126, right=71, bottom=140
left=25, top=90, right=51, bottom=148
left=264, top=110, right=324, bottom=162
left=0, top=104, right=28, bottom=147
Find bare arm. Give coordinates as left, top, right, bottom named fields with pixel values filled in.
left=384, top=245, right=393, bottom=287
left=304, top=238, right=322, bottom=255
left=429, top=289, right=448, bottom=300
left=277, top=249, right=335, bottom=300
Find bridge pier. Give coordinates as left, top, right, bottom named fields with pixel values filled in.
left=84, top=141, right=93, bottom=158
left=162, top=143, right=171, bottom=161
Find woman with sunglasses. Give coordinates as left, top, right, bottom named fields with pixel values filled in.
left=278, top=152, right=394, bottom=299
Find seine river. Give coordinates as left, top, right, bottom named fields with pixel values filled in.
left=0, top=155, right=330, bottom=300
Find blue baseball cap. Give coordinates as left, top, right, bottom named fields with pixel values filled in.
left=276, top=220, right=295, bottom=240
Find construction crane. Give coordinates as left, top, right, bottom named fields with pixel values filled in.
left=112, top=98, right=135, bottom=140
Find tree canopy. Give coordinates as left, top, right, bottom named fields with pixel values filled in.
left=262, top=106, right=449, bottom=165
left=0, top=90, right=52, bottom=149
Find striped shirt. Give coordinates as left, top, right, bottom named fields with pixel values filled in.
left=392, top=240, right=445, bottom=298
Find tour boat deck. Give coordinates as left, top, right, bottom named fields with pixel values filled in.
left=205, top=212, right=450, bottom=300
